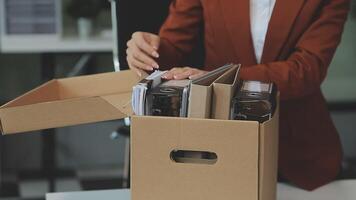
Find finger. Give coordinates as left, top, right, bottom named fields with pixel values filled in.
left=173, top=70, right=192, bottom=80
left=161, top=71, right=175, bottom=80
left=128, top=54, right=154, bottom=71
left=130, top=66, right=143, bottom=77
left=127, top=59, right=142, bottom=77
left=144, top=33, right=160, bottom=50
left=189, top=71, right=207, bottom=80
left=127, top=49, right=154, bottom=71
left=132, top=32, right=159, bottom=58
left=162, top=68, right=181, bottom=80
left=128, top=45, right=159, bottom=69
left=174, top=67, right=199, bottom=79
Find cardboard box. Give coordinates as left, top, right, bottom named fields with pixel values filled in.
left=0, top=69, right=279, bottom=200
left=131, top=103, right=279, bottom=200
left=0, top=70, right=140, bottom=134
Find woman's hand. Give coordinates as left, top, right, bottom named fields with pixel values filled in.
left=162, top=67, right=208, bottom=80
left=126, top=32, right=161, bottom=76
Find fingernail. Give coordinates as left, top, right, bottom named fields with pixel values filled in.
left=152, top=51, right=159, bottom=58
left=161, top=75, right=167, bottom=79
left=173, top=75, right=178, bottom=79
left=148, top=67, right=154, bottom=71
left=152, top=46, right=158, bottom=50
left=152, top=63, right=159, bottom=69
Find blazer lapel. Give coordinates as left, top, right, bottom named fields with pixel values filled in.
left=219, top=0, right=257, bottom=66
left=261, top=0, right=306, bottom=63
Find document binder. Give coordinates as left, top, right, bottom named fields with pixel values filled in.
left=188, top=64, right=235, bottom=118
left=132, top=71, right=190, bottom=117
left=231, top=81, right=277, bottom=123
left=132, top=70, right=166, bottom=116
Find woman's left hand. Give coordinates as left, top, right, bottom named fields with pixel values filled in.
left=162, top=67, right=208, bottom=80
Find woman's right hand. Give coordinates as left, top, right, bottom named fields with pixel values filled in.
left=126, top=32, right=161, bottom=77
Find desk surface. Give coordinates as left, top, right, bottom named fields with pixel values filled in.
left=46, top=180, right=356, bottom=200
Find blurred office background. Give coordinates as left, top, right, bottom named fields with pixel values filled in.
left=0, top=0, right=355, bottom=200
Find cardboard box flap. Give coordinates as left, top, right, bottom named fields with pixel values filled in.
left=132, top=116, right=260, bottom=200
left=0, top=70, right=140, bottom=134
left=1, top=70, right=140, bottom=109
left=101, top=92, right=134, bottom=117
left=0, top=95, right=131, bottom=134
left=56, top=70, right=140, bottom=99
left=1, top=80, right=60, bottom=108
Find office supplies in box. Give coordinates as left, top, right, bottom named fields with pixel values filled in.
left=146, top=79, right=190, bottom=117
left=188, top=63, right=236, bottom=118
left=132, top=70, right=167, bottom=116
left=132, top=64, right=238, bottom=118
left=211, top=64, right=241, bottom=119
left=231, top=80, right=277, bottom=123
left=132, top=71, right=191, bottom=117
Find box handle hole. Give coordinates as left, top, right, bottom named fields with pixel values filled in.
left=170, top=150, right=218, bottom=165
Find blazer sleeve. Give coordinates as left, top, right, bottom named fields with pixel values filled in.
left=157, top=0, right=203, bottom=69
left=239, top=0, right=350, bottom=100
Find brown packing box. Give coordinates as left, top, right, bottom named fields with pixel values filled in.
left=0, top=69, right=279, bottom=200
left=0, top=70, right=140, bottom=134
left=131, top=102, right=279, bottom=200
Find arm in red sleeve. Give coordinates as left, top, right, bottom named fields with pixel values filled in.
left=157, top=0, right=203, bottom=70
left=240, top=0, right=350, bottom=100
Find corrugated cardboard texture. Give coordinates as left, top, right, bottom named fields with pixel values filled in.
left=0, top=70, right=140, bottom=134
left=258, top=99, right=279, bottom=200
left=211, top=65, right=240, bottom=119
left=131, top=116, right=260, bottom=200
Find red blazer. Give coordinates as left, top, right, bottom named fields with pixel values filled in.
left=157, top=0, right=350, bottom=191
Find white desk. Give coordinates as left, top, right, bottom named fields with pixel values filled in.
left=46, top=180, right=356, bottom=200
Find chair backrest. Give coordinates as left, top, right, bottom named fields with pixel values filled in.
left=113, top=0, right=204, bottom=70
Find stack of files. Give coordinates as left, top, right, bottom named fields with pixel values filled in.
left=148, top=79, right=191, bottom=117
left=188, top=64, right=236, bottom=118
left=132, top=63, right=240, bottom=118
left=132, top=70, right=166, bottom=115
